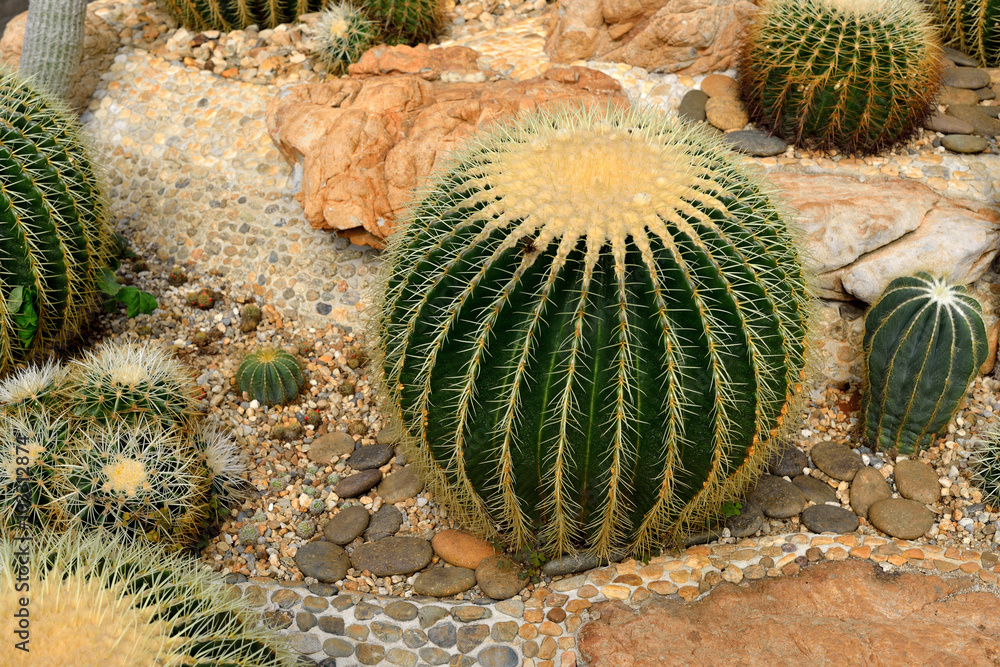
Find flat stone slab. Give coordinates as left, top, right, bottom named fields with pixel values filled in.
left=476, top=555, right=525, bottom=600
left=723, top=129, right=787, bottom=157
left=378, top=466, right=425, bottom=504
left=308, top=431, right=356, bottom=464
left=295, top=541, right=351, bottom=582
left=868, top=497, right=935, bottom=540
left=351, top=536, right=433, bottom=576
left=365, top=505, right=403, bottom=541
left=334, top=469, right=383, bottom=498
left=810, top=441, right=863, bottom=481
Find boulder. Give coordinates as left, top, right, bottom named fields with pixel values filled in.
left=0, top=7, right=120, bottom=114
left=266, top=45, right=627, bottom=247
left=544, top=0, right=756, bottom=75
left=771, top=172, right=1000, bottom=302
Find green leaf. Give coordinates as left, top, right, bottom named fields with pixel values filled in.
left=97, top=267, right=122, bottom=297
left=118, top=286, right=158, bottom=318
left=5, top=286, right=23, bottom=313
left=720, top=501, right=742, bottom=518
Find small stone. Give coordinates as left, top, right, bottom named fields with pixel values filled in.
left=942, top=66, right=992, bottom=89
left=810, top=442, right=863, bottom=481
left=378, top=467, right=425, bottom=503
left=542, top=553, right=602, bottom=576
left=705, top=96, right=748, bottom=131
left=769, top=442, right=809, bottom=477
left=403, top=628, right=427, bottom=648
left=939, top=85, right=980, bottom=106
left=291, top=634, right=322, bottom=655
left=923, top=112, right=975, bottom=134
left=850, top=467, right=891, bottom=518
left=351, top=536, right=433, bottom=576
left=449, top=657, right=476, bottom=667
left=478, top=645, right=519, bottom=667
left=354, top=602, right=382, bottom=620
left=419, top=605, right=450, bottom=629
left=385, top=600, right=419, bottom=622
left=347, top=444, right=395, bottom=470
left=747, top=475, right=806, bottom=518
left=428, top=622, right=457, bottom=648
left=418, top=647, right=451, bottom=665
left=319, top=616, right=345, bottom=635
left=385, top=648, right=418, bottom=667
left=263, top=610, right=293, bottom=629
left=431, top=529, right=498, bottom=570
left=492, top=620, right=519, bottom=642
left=334, top=469, right=383, bottom=498
left=496, top=598, right=524, bottom=617
left=943, top=46, right=979, bottom=67
left=700, top=73, right=738, bottom=98
left=726, top=502, right=764, bottom=537
left=868, top=498, right=935, bottom=540
left=272, top=588, right=301, bottom=608
left=945, top=104, right=1000, bottom=135
left=723, top=129, right=787, bottom=157
left=357, top=643, right=386, bottom=665
left=371, top=620, right=403, bottom=643
left=456, top=624, right=489, bottom=653
left=295, top=541, right=351, bottom=582
left=323, top=505, right=371, bottom=545
left=243, top=585, right=267, bottom=606
left=894, top=459, right=941, bottom=504
left=476, top=555, right=526, bottom=600
left=365, top=505, right=403, bottom=541
left=332, top=595, right=355, bottom=611
left=792, top=475, right=838, bottom=505
left=297, top=611, right=317, bottom=631
left=323, top=637, right=354, bottom=658
left=678, top=89, right=708, bottom=122
left=309, top=432, right=355, bottom=464
left=453, top=605, right=490, bottom=622
left=413, top=567, right=478, bottom=597
left=941, top=134, right=988, bottom=153
left=377, top=417, right=404, bottom=445
left=347, top=624, right=370, bottom=640
left=800, top=504, right=860, bottom=534
left=303, top=596, right=329, bottom=613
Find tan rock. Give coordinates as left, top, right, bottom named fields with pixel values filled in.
left=701, top=74, right=738, bottom=98
left=0, top=7, right=120, bottom=114
left=431, top=529, right=498, bottom=569
left=545, top=0, right=756, bottom=76
left=578, top=560, right=1000, bottom=666
left=705, top=96, right=748, bottom=131
left=266, top=46, right=627, bottom=246
left=981, top=319, right=1000, bottom=375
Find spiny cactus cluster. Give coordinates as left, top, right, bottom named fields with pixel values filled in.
left=314, top=2, right=381, bottom=74
left=863, top=273, right=987, bottom=455
left=738, top=0, right=943, bottom=154
left=931, top=0, right=1000, bottom=66
left=374, top=105, right=811, bottom=559
left=972, top=433, right=1000, bottom=508
left=237, top=347, right=304, bottom=406
left=0, top=66, right=114, bottom=376
left=0, top=530, right=296, bottom=666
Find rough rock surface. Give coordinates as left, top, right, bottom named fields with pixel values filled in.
left=544, top=0, right=756, bottom=75
left=267, top=45, right=627, bottom=247
left=578, top=560, right=1000, bottom=666
left=772, top=172, right=1000, bottom=302
left=0, top=8, right=120, bottom=114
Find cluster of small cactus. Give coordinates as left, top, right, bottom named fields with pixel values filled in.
left=314, top=2, right=381, bottom=74
left=241, top=302, right=263, bottom=332
left=738, top=0, right=943, bottom=154
left=0, top=66, right=114, bottom=376
left=0, top=529, right=296, bottom=666
left=186, top=288, right=216, bottom=309
left=930, top=0, right=1000, bottom=66
left=862, top=273, right=987, bottom=455
left=237, top=347, right=305, bottom=406
left=374, top=105, right=811, bottom=558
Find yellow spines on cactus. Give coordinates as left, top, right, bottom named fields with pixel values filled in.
left=930, top=0, right=1000, bottom=66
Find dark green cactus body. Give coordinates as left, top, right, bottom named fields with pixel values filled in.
left=366, top=0, right=443, bottom=45
left=863, top=273, right=987, bottom=455
left=0, top=68, right=112, bottom=375
left=237, top=348, right=304, bottom=406
left=932, top=0, right=1000, bottom=66
left=156, top=0, right=324, bottom=31
left=376, top=106, right=811, bottom=558
left=738, top=0, right=942, bottom=155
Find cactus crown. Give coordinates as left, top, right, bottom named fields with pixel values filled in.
left=862, top=273, right=987, bottom=455
left=314, top=2, right=381, bottom=73
left=0, top=358, right=66, bottom=411
left=738, top=0, right=942, bottom=154
left=237, top=347, right=305, bottom=407
left=374, top=104, right=810, bottom=558
left=931, top=0, right=1000, bottom=66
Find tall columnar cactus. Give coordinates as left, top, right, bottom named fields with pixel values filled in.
left=931, top=0, right=1000, bottom=66
left=314, top=2, right=381, bottom=74
left=237, top=347, right=304, bottom=406
left=374, top=105, right=811, bottom=558
left=863, top=273, right=987, bottom=455
left=155, top=0, right=324, bottom=31
left=366, top=0, right=445, bottom=45
left=0, top=530, right=296, bottom=666
left=19, top=0, right=87, bottom=100
left=0, top=67, right=113, bottom=376
left=738, top=0, right=943, bottom=155
left=0, top=405, right=68, bottom=531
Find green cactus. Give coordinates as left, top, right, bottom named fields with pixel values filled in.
left=863, top=273, right=987, bottom=455
left=0, top=405, right=69, bottom=531
left=314, top=2, right=381, bottom=74
left=972, top=433, right=1000, bottom=508
left=155, top=0, right=324, bottom=31
left=373, top=105, right=811, bottom=558
left=367, top=0, right=445, bottom=45
left=0, top=358, right=66, bottom=412
left=0, top=67, right=113, bottom=376
left=19, top=0, right=87, bottom=100
left=62, top=341, right=200, bottom=431
left=0, top=529, right=296, bottom=666
left=240, top=302, right=262, bottom=332
left=738, top=0, right=943, bottom=155
left=931, top=0, right=1000, bottom=66
left=237, top=347, right=304, bottom=406
left=192, top=419, right=251, bottom=510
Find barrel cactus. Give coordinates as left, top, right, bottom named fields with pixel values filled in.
left=237, top=347, right=304, bottom=406
left=0, top=358, right=66, bottom=412
left=931, top=0, right=1000, bottom=66
left=0, top=67, right=113, bottom=376
left=374, top=105, right=811, bottom=558
left=192, top=419, right=250, bottom=510
left=314, top=2, right=381, bottom=74
left=367, top=0, right=445, bottom=45
left=0, top=529, right=296, bottom=666
left=155, top=0, right=324, bottom=31
left=0, top=405, right=68, bottom=531
left=738, top=0, right=943, bottom=154
left=863, top=273, right=987, bottom=455
left=972, top=432, right=1000, bottom=507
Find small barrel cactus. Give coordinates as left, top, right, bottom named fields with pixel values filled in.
left=240, top=302, right=262, bottom=333
left=192, top=420, right=250, bottom=509
left=863, top=273, right=988, bottom=455
left=738, top=0, right=942, bottom=154
left=237, top=347, right=304, bottom=406
left=0, top=67, right=113, bottom=376
left=972, top=433, right=1000, bottom=508
left=0, top=359, right=66, bottom=412
left=314, top=2, right=381, bottom=74
left=367, top=0, right=445, bottom=45
left=62, top=341, right=200, bottom=431
left=0, top=529, right=295, bottom=665
left=155, top=0, right=324, bottom=31
left=375, top=105, right=811, bottom=558
left=931, top=0, right=1000, bottom=66
left=0, top=405, right=68, bottom=531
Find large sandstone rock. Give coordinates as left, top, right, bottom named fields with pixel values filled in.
left=544, top=0, right=756, bottom=75
left=267, top=44, right=627, bottom=247
left=771, top=172, right=1000, bottom=302
left=578, top=560, right=1000, bottom=666
left=0, top=7, right=121, bottom=114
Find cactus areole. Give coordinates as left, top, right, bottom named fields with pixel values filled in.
left=375, top=106, right=811, bottom=558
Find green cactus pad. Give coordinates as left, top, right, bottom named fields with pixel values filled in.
left=863, top=273, right=987, bottom=455
left=931, top=0, right=1000, bottom=66
left=374, top=105, right=811, bottom=558
left=738, top=0, right=943, bottom=154
left=237, top=347, right=304, bottom=406
left=314, top=2, right=381, bottom=73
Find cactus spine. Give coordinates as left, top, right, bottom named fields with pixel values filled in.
left=972, top=433, right=1000, bottom=508
left=366, top=0, right=445, bottom=45
left=863, top=273, right=987, bottom=455
left=18, top=0, right=87, bottom=100
left=0, top=358, right=66, bottom=411
left=0, top=67, right=113, bottom=376
left=237, top=347, right=304, bottom=406
left=374, top=105, right=811, bottom=558
left=738, top=0, right=943, bottom=154
left=155, top=0, right=324, bottom=31
left=931, top=0, right=1000, bottom=66
left=0, top=405, right=68, bottom=531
